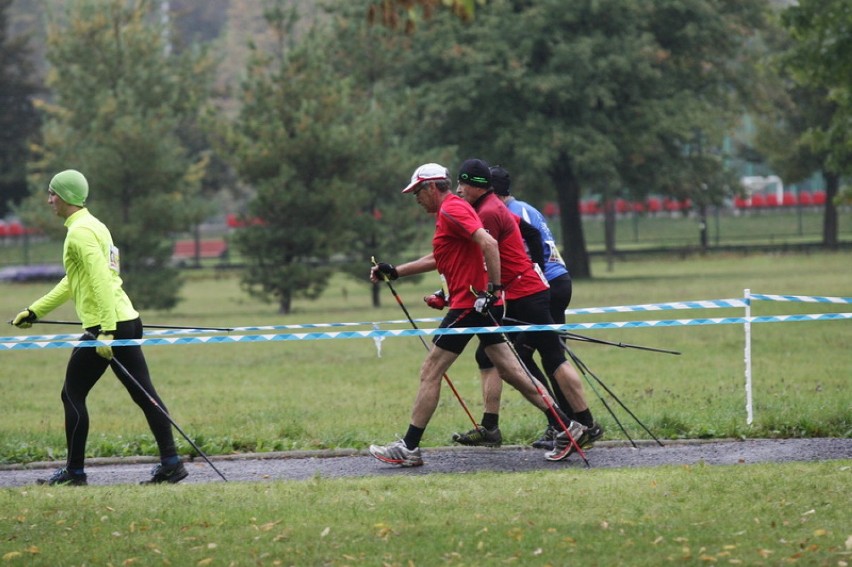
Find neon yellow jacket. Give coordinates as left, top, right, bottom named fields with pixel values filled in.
left=30, top=209, right=138, bottom=332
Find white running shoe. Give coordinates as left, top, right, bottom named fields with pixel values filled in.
left=545, top=421, right=588, bottom=462
left=369, top=438, right=424, bottom=467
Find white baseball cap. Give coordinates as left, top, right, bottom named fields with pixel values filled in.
left=402, top=163, right=450, bottom=193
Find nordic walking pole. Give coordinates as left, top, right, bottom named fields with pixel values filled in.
left=501, top=316, right=680, bottom=355
left=502, top=314, right=638, bottom=446
left=560, top=330, right=681, bottom=356
left=111, top=357, right=229, bottom=481
left=561, top=341, right=664, bottom=447
left=32, top=320, right=234, bottom=332
left=501, top=315, right=665, bottom=445
left=371, top=257, right=479, bottom=429
left=473, top=289, right=590, bottom=467
left=561, top=340, right=638, bottom=448
left=86, top=334, right=228, bottom=481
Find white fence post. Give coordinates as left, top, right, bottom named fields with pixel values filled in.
left=744, top=288, right=753, bottom=425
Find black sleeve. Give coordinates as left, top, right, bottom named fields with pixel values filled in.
left=519, top=219, right=545, bottom=270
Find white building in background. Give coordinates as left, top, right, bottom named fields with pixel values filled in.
left=741, top=175, right=784, bottom=202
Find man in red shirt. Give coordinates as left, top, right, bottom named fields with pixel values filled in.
left=451, top=158, right=600, bottom=461
left=368, top=163, right=584, bottom=467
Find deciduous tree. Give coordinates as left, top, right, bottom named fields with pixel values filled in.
left=390, top=0, right=767, bottom=277
left=777, top=0, right=851, bottom=246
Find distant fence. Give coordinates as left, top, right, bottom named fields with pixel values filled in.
left=4, top=207, right=850, bottom=270
left=2, top=290, right=849, bottom=425
left=570, top=190, right=829, bottom=216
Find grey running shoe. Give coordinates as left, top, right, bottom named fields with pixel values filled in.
left=369, top=439, right=423, bottom=467
left=582, top=422, right=605, bottom=448
left=452, top=426, right=503, bottom=447
left=141, top=461, right=189, bottom=484
left=531, top=425, right=558, bottom=450
left=544, top=420, right=588, bottom=462
left=37, top=467, right=87, bottom=486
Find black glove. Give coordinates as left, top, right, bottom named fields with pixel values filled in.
left=424, top=290, right=447, bottom=310
left=474, top=289, right=499, bottom=314
left=374, top=262, right=399, bottom=281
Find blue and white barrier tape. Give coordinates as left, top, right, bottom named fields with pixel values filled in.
left=565, top=299, right=746, bottom=315
left=748, top=293, right=852, bottom=304
left=7, top=293, right=847, bottom=342
left=2, top=312, right=849, bottom=351
left=565, top=299, right=747, bottom=314
left=3, top=292, right=847, bottom=346
left=235, top=318, right=443, bottom=330
left=0, top=318, right=444, bottom=343
left=565, top=294, right=852, bottom=314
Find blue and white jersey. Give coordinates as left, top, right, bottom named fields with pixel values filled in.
left=505, top=197, right=570, bottom=281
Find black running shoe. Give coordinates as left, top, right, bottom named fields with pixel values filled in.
left=451, top=426, right=503, bottom=447
left=531, top=425, right=558, bottom=450
left=141, top=461, right=188, bottom=485
left=582, top=422, right=605, bottom=448
left=37, top=467, right=87, bottom=486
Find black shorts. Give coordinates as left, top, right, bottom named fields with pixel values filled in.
left=548, top=273, right=573, bottom=324
left=432, top=306, right=506, bottom=355
left=475, top=289, right=567, bottom=373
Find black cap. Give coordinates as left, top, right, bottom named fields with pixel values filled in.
left=490, top=165, right=511, bottom=196
left=458, top=158, right=491, bottom=189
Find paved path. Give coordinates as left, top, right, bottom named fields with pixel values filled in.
left=1, top=438, right=850, bottom=487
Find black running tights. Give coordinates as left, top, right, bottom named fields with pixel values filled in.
left=61, top=318, right=177, bottom=469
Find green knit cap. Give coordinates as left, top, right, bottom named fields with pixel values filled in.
left=49, top=169, right=89, bottom=206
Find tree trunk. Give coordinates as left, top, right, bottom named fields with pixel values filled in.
left=553, top=158, right=591, bottom=279
left=822, top=170, right=839, bottom=249
left=278, top=293, right=291, bottom=314
left=603, top=194, right=616, bottom=273
left=193, top=223, right=202, bottom=268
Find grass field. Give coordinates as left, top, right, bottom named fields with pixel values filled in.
left=1, top=251, right=849, bottom=565
left=2, top=462, right=849, bottom=566
left=1, top=251, right=849, bottom=463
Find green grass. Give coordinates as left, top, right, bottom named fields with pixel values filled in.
left=1, top=251, right=850, bottom=566
left=1, top=462, right=849, bottom=566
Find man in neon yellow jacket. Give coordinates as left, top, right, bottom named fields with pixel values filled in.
left=11, top=169, right=187, bottom=486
